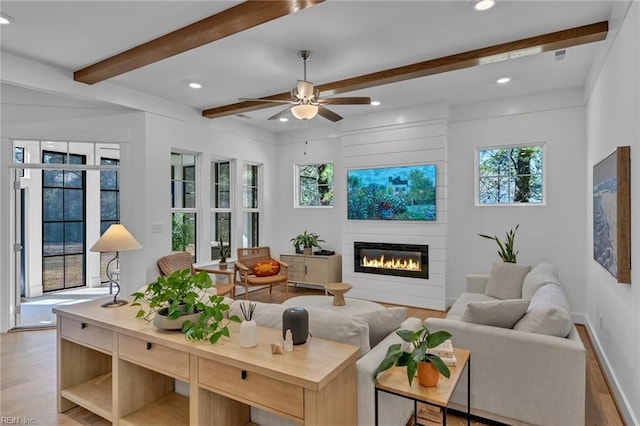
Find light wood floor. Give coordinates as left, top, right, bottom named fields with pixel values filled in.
left=0, top=286, right=624, bottom=425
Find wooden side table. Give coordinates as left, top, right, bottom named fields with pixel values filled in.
left=375, top=348, right=471, bottom=425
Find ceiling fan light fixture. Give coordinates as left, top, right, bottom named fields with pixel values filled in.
left=291, top=104, right=318, bottom=120
left=0, top=13, right=13, bottom=24
left=473, top=0, right=495, bottom=11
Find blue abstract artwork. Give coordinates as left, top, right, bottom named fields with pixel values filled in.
left=593, top=151, right=618, bottom=278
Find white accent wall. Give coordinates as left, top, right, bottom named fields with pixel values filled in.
left=340, top=103, right=449, bottom=310
left=448, top=88, right=588, bottom=315
left=585, top=2, right=639, bottom=424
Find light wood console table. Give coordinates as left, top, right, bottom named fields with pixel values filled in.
left=54, top=298, right=359, bottom=425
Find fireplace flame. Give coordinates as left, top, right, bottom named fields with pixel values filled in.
left=362, top=254, right=421, bottom=271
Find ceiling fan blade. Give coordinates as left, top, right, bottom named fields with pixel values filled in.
left=267, top=107, right=293, bottom=120
left=317, top=97, right=372, bottom=105
left=317, top=106, right=343, bottom=122
left=297, top=80, right=314, bottom=100
left=238, top=97, right=295, bottom=104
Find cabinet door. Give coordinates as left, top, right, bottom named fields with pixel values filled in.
left=304, top=257, right=330, bottom=284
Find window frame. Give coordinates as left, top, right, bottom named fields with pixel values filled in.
left=171, top=151, right=199, bottom=259
left=242, top=162, right=261, bottom=248
left=210, top=158, right=234, bottom=262
left=474, top=142, right=546, bottom=206
left=293, top=162, right=334, bottom=208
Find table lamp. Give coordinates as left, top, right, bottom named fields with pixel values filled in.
left=90, top=224, right=142, bottom=308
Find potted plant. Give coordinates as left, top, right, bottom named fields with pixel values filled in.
left=373, top=326, right=452, bottom=387
left=131, top=269, right=240, bottom=339
left=290, top=230, right=325, bottom=255
left=217, top=237, right=231, bottom=270
left=478, top=223, right=520, bottom=263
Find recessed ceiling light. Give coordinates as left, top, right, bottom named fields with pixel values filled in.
left=473, top=0, right=495, bottom=11
left=0, top=13, right=13, bottom=25
left=188, top=82, right=203, bottom=89
left=371, top=101, right=381, bottom=106
left=496, top=76, right=511, bottom=84
left=279, top=117, right=289, bottom=122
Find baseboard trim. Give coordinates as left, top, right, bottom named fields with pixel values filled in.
left=584, top=318, right=638, bottom=426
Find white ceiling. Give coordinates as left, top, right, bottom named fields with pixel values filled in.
left=0, top=1, right=615, bottom=134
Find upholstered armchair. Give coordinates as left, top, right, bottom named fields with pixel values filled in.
left=234, top=247, right=289, bottom=300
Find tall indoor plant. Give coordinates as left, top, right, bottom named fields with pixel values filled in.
left=478, top=224, right=520, bottom=263
left=373, top=326, right=451, bottom=387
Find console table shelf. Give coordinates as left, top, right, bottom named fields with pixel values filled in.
left=60, top=372, right=113, bottom=422
left=119, top=392, right=189, bottom=426
left=54, top=298, right=359, bottom=426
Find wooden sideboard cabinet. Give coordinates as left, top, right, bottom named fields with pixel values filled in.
left=54, top=298, right=358, bottom=426
left=280, top=254, right=342, bottom=287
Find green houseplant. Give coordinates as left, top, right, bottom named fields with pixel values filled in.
left=217, top=237, right=231, bottom=269
left=478, top=223, right=520, bottom=263
left=290, top=230, right=325, bottom=255
left=373, top=326, right=452, bottom=387
left=131, top=268, right=240, bottom=341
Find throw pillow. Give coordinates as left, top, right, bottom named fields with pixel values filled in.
left=307, top=309, right=371, bottom=356
left=484, top=261, right=531, bottom=300
left=513, top=283, right=572, bottom=337
left=355, top=307, right=408, bottom=347
left=521, top=262, right=560, bottom=299
left=253, top=260, right=281, bottom=277
left=460, top=299, right=530, bottom=328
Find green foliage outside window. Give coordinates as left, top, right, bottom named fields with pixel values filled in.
left=298, top=163, right=334, bottom=207
left=478, top=145, right=543, bottom=204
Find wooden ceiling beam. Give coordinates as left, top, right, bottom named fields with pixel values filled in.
left=202, top=21, right=607, bottom=119
left=74, top=0, right=324, bottom=85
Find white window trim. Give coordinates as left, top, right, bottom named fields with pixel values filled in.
left=474, top=141, right=547, bottom=207
left=293, top=161, right=334, bottom=209
left=242, top=162, right=262, bottom=247
left=210, top=158, right=234, bottom=262
left=171, top=150, right=200, bottom=259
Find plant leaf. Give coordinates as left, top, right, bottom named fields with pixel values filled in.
left=427, top=355, right=451, bottom=378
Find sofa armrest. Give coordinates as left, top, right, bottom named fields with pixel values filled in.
left=424, top=318, right=585, bottom=425
left=466, top=274, right=489, bottom=293
left=356, top=317, right=422, bottom=426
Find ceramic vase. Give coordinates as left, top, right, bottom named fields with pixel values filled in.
left=240, top=319, right=258, bottom=348
left=417, top=361, right=440, bottom=387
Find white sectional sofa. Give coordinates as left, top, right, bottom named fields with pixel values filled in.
left=228, top=297, right=423, bottom=426
left=425, top=262, right=586, bottom=426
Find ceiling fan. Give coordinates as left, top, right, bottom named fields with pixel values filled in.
left=239, top=50, right=372, bottom=122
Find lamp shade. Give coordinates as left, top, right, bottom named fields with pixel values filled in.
left=90, top=224, right=142, bottom=253
left=291, top=104, right=318, bottom=120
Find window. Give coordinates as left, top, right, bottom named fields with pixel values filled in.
left=14, top=147, right=24, bottom=176
left=242, top=163, right=260, bottom=247
left=295, top=162, right=334, bottom=207
left=100, top=158, right=119, bottom=283
left=171, top=152, right=197, bottom=256
left=476, top=144, right=544, bottom=205
left=42, top=151, right=86, bottom=291
left=211, top=160, right=232, bottom=261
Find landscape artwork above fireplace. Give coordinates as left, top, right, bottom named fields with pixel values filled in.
left=354, top=242, right=428, bottom=279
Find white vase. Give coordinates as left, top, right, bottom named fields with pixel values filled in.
left=239, top=319, right=257, bottom=348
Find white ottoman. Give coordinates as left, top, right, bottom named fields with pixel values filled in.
left=281, top=295, right=384, bottom=315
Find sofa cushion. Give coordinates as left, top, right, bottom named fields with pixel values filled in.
left=447, top=292, right=498, bottom=321
left=513, top=283, right=572, bottom=337
left=460, top=299, right=530, bottom=328
left=230, top=300, right=284, bottom=328
left=232, top=300, right=371, bottom=355
left=307, top=309, right=371, bottom=355
left=484, top=261, right=531, bottom=300
left=355, top=307, right=407, bottom=347
left=522, top=262, right=560, bottom=299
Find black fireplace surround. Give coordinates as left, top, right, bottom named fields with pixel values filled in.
left=353, top=241, right=428, bottom=279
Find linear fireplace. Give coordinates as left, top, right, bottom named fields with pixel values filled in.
left=354, top=242, right=428, bottom=279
